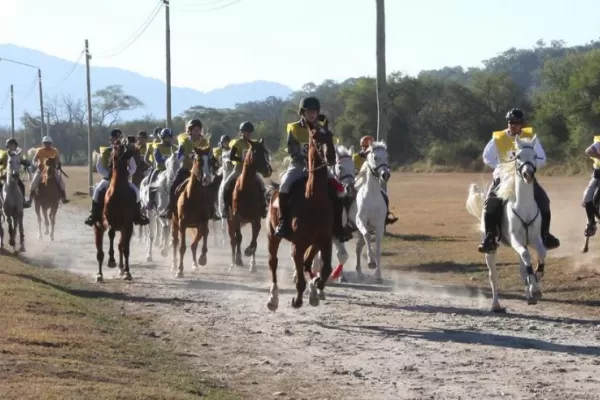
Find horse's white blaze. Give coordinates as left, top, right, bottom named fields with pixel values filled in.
left=466, top=135, right=546, bottom=311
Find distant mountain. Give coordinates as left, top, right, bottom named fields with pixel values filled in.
left=0, top=44, right=293, bottom=124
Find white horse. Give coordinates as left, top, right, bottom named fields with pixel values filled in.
left=217, top=151, right=234, bottom=248
left=309, top=145, right=354, bottom=280
left=466, top=135, right=545, bottom=312
left=140, top=153, right=180, bottom=262
left=2, top=150, right=26, bottom=253
left=351, top=141, right=390, bottom=283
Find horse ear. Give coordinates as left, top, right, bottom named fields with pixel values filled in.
left=258, top=137, right=264, bottom=144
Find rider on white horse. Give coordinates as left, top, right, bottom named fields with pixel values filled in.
left=145, top=128, right=178, bottom=205
left=84, top=129, right=149, bottom=227
left=478, top=108, right=560, bottom=253
left=274, top=96, right=352, bottom=242
left=352, top=135, right=398, bottom=225
left=582, top=135, right=600, bottom=237
left=0, top=138, right=31, bottom=208
left=27, top=136, right=69, bottom=206
left=213, top=135, right=231, bottom=171
left=220, top=122, right=268, bottom=218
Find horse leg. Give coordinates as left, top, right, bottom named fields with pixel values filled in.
left=160, top=222, right=169, bottom=257
left=246, top=219, right=261, bottom=273
left=363, top=230, right=377, bottom=270
left=235, top=226, right=243, bottom=267
left=177, top=226, right=186, bottom=278
left=49, top=207, right=56, bottom=241
left=146, top=213, right=154, bottom=262
left=199, top=223, right=208, bottom=267
left=220, top=218, right=227, bottom=247
left=43, top=207, right=49, bottom=235
left=373, top=226, right=384, bottom=283
left=122, top=228, right=133, bottom=281
left=510, top=236, right=538, bottom=305
left=304, top=245, right=320, bottom=280
left=95, top=227, right=105, bottom=282
left=191, top=227, right=200, bottom=269
left=35, top=205, right=42, bottom=239
left=107, top=229, right=117, bottom=268
left=355, top=233, right=366, bottom=281
left=18, top=214, right=25, bottom=252
left=118, top=236, right=125, bottom=276
left=291, top=244, right=308, bottom=308
left=533, top=236, right=547, bottom=300
left=315, top=237, right=333, bottom=302
left=267, top=232, right=282, bottom=311
left=171, top=219, right=179, bottom=273
left=332, top=238, right=348, bottom=282
left=485, top=252, right=505, bottom=313
left=7, top=216, right=15, bottom=250
left=0, top=218, right=4, bottom=250
left=227, top=219, right=237, bottom=272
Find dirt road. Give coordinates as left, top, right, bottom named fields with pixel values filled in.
left=17, top=205, right=600, bottom=400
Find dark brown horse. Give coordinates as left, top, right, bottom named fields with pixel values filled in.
left=227, top=139, right=272, bottom=272
left=131, top=143, right=150, bottom=241
left=265, top=123, right=336, bottom=310
left=94, top=141, right=136, bottom=282
left=171, top=147, right=216, bottom=278
left=33, top=156, right=61, bottom=241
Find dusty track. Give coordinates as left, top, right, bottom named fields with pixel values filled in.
left=16, top=204, right=600, bottom=400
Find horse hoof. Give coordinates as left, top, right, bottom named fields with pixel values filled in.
left=249, top=264, right=256, bottom=273
left=228, top=264, right=235, bottom=272
left=318, top=290, right=326, bottom=301
left=527, top=297, right=537, bottom=305
left=107, top=260, right=117, bottom=269
left=267, top=298, right=279, bottom=312
left=175, top=270, right=184, bottom=278
left=95, top=274, right=103, bottom=283
left=356, top=272, right=365, bottom=282
left=291, top=297, right=302, bottom=309
left=198, top=254, right=207, bottom=266
left=123, top=273, right=132, bottom=281
left=19, top=246, right=26, bottom=253
left=491, top=305, right=506, bottom=313
left=161, top=249, right=168, bottom=257
left=146, top=256, right=152, bottom=262
left=308, top=282, right=319, bottom=307
left=243, top=246, right=256, bottom=257
left=532, top=289, right=543, bottom=300
left=368, top=262, right=377, bottom=270
left=49, top=235, right=54, bottom=241
left=375, top=276, right=383, bottom=284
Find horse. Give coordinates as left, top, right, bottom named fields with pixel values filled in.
left=140, top=153, right=180, bottom=262
left=582, top=188, right=600, bottom=253
left=466, top=135, right=545, bottom=312
left=225, top=139, right=272, bottom=273
left=33, top=156, right=61, bottom=241
left=217, top=154, right=235, bottom=247
left=131, top=145, right=151, bottom=242
left=2, top=150, right=26, bottom=253
left=94, top=141, right=137, bottom=282
left=349, top=141, right=392, bottom=283
left=265, top=122, right=336, bottom=311
left=171, top=147, right=216, bottom=278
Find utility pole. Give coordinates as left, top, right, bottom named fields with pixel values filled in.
left=164, top=0, right=172, bottom=128
left=85, top=39, right=94, bottom=196
left=38, top=68, right=45, bottom=141
left=46, top=112, right=51, bottom=138
left=10, top=84, right=15, bottom=138
left=375, top=0, right=388, bottom=143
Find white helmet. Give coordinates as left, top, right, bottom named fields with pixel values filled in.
left=42, top=136, right=53, bottom=144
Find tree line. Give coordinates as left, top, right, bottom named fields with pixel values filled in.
left=2, top=39, right=600, bottom=171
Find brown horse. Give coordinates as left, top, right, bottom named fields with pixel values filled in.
left=131, top=143, right=150, bottom=241
left=94, top=141, right=136, bottom=282
left=33, top=156, right=61, bottom=241
left=265, top=123, right=336, bottom=311
left=171, top=147, right=216, bottom=278
left=226, top=138, right=272, bottom=272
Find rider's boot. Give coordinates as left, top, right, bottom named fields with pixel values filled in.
left=541, top=210, right=560, bottom=250
left=381, top=190, right=398, bottom=225
left=585, top=201, right=597, bottom=237
left=478, top=212, right=498, bottom=253
left=133, top=202, right=150, bottom=226
left=84, top=201, right=101, bottom=226
left=59, top=187, right=70, bottom=204
left=273, top=193, right=290, bottom=239
left=332, top=196, right=353, bottom=242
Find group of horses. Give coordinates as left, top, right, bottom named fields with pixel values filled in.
left=87, top=124, right=392, bottom=310
left=0, top=148, right=63, bottom=253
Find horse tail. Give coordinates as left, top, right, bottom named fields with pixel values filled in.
left=465, top=183, right=485, bottom=222
left=265, top=180, right=280, bottom=204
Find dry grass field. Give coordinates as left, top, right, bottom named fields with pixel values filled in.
left=60, top=165, right=600, bottom=318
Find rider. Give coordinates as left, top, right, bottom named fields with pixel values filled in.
left=160, top=119, right=211, bottom=219
left=220, top=122, right=268, bottom=218
left=582, top=135, right=600, bottom=236
left=479, top=108, right=560, bottom=253
left=27, top=136, right=69, bottom=205
left=147, top=128, right=178, bottom=184
left=213, top=135, right=231, bottom=170
left=274, top=96, right=352, bottom=242
left=0, top=138, right=32, bottom=207
left=153, top=127, right=162, bottom=145
left=84, top=129, right=149, bottom=226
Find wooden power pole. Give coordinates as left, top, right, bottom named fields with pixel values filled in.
left=10, top=84, right=15, bottom=138
left=85, top=39, right=94, bottom=196
left=164, top=0, right=172, bottom=129
left=375, top=0, right=388, bottom=143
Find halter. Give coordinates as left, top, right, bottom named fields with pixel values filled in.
left=514, top=145, right=538, bottom=180
left=335, top=154, right=354, bottom=183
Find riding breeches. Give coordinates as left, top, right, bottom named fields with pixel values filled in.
left=30, top=170, right=65, bottom=192
left=279, top=162, right=307, bottom=194
left=93, top=179, right=140, bottom=203
left=582, top=170, right=600, bottom=206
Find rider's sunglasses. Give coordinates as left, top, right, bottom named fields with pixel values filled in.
left=508, top=120, right=522, bottom=126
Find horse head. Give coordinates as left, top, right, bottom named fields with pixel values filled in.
left=192, top=147, right=214, bottom=187
left=43, top=156, right=58, bottom=184
left=514, top=135, right=538, bottom=184
left=246, top=138, right=272, bottom=178
left=366, top=140, right=391, bottom=183
left=5, top=151, right=21, bottom=182
left=335, top=145, right=356, bottom=187
left=308, top=122, right=336, bottom=168
left=111, top=140, right=133, bottom=177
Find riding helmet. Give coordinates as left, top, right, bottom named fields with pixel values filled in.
left=186, top=119, right=203, bottom=132
left=5, top=138, right=17, bottom=148
left=110, top=129, right=123, bottom=138
left=505, top=108, right=525, bottom=122
left=160, top=128, right=173, bottom=138
left=239, top=121, right=255, bottom=133
left=298, top=96, right=321, bottom=114
left=219, top=135, right=231, bottom=144
left=360, top=135, right=374, bottom=148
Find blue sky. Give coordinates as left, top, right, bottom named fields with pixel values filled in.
left=1, top=0, right=599, bottom=91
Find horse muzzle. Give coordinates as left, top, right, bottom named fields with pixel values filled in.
left=380, top=170, right=391, bottom=183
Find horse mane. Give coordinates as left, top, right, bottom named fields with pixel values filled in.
left=336, top=145, right=352, bottom=158
left=495, top=136, right=536, bottom=201
left=370, top=140, right=387, bottom=151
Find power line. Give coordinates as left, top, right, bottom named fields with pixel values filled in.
left=95, top=0, right=164, bottom=58
left=45, top=50, right=85, bottom=88
left=22, top=75, right=39, bottom=101
left=0, top=88, right=10, bottom=111
left=170, top=0, right=243, bottom=12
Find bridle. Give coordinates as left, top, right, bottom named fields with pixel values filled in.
left=367, top=149, right=389, bottom=181
left=514, top=145, right=539, bottom=181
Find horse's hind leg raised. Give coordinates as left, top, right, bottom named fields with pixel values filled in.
left=107, top=229, right=117, bottom=268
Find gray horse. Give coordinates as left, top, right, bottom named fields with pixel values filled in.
left=2, top=150, right=26, bottom=253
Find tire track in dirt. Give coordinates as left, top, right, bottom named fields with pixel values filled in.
left=16, top=205, right=600, bottom=400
